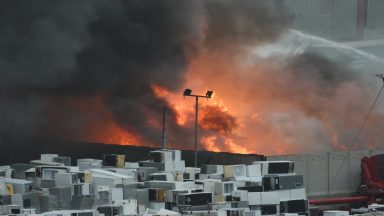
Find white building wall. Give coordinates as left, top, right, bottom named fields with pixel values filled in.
left=267, top=149, right=381, bottom=198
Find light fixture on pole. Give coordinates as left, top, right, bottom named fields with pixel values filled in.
left=183, top=88, right=213, bottom=167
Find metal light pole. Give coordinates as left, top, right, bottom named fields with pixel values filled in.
left=194, top=96, right=198, bottom=168
left=183, top=89, right=213, bottom=167
left=161, top=106, right=167, bottom=149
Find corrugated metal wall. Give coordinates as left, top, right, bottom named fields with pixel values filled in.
left=282, top=0, right=384, bottom=41
left=366, top=0, right=384, bottom=39
left=367, top=0, right=384, bottom=28
left=332, top=0, right=357, bottom=40
left=283, top=0, right=357, bottom=41
left=267, top=149, right=384, bottom=198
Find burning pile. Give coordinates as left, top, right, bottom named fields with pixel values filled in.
left=0, top=0, right=383, bottom=154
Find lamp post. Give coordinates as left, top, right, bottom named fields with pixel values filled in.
left=161, top=106, right=167, bottom=149
left=183, top=88, right=213, bottom=167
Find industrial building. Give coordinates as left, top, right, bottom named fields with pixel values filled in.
left=281, top=0, right=384, bottom=59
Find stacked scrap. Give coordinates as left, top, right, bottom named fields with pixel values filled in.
left=0, top=149, right=308, bottom=216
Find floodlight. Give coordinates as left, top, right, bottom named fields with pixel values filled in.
left=206, top=91, right=213, bottom=98
left=183, top=88, right=192, bottom=96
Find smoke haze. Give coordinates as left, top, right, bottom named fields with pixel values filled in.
left=0, top=0, right=382, bottom=154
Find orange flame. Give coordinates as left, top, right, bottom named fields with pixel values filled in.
left=92, top=121, right=140, bottom=145
left=201, top=136, right=221, bottom=152
left=45, top=95, right=142, bottom=146
left=151, top=84, right=192, bottom=126
left=78, top=40, right=373, bottom=156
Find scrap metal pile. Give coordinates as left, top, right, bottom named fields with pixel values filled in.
left=0, top=149, right=308, bottom=216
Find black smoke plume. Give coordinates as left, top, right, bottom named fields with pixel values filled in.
left=0, top=0, right=288, bottom=149
left=200, top=106, right=238, bottom=136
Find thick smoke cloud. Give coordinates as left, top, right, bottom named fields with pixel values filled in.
left=0, top=0, right=105, bottom=143
left=188, top=39, right=384, bottom=154
left=0, top=0, right=289, bottom=149
left=200, top=106, right=238, bottom=136
left=203, top=0, right=290, bottom=49
left=1, top=0, right=380, bottom=154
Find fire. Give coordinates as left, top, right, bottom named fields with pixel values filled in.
left=151, top=84, right=172, bottom=98
left=199, top=105, right=238, bottom=136
left=75, top=33, right=378, bottom=156
left=72, top=50, right=372, bottom=155
left=81, top=97, right=142, bottom=146
left=151, top=84, right=192, bottom=126
left=44, top=95, right=142, bottom=146
left=92, top=121, right=140, bottom=145
left=152, top=82, right=249, bottom=154
left=224, top=138, right=250, bottom=154
left=5, top=0, right=380, bottom=156
left=201, top=136, right=221, bottom=152
left=86, top=46, right=368, bottom=155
